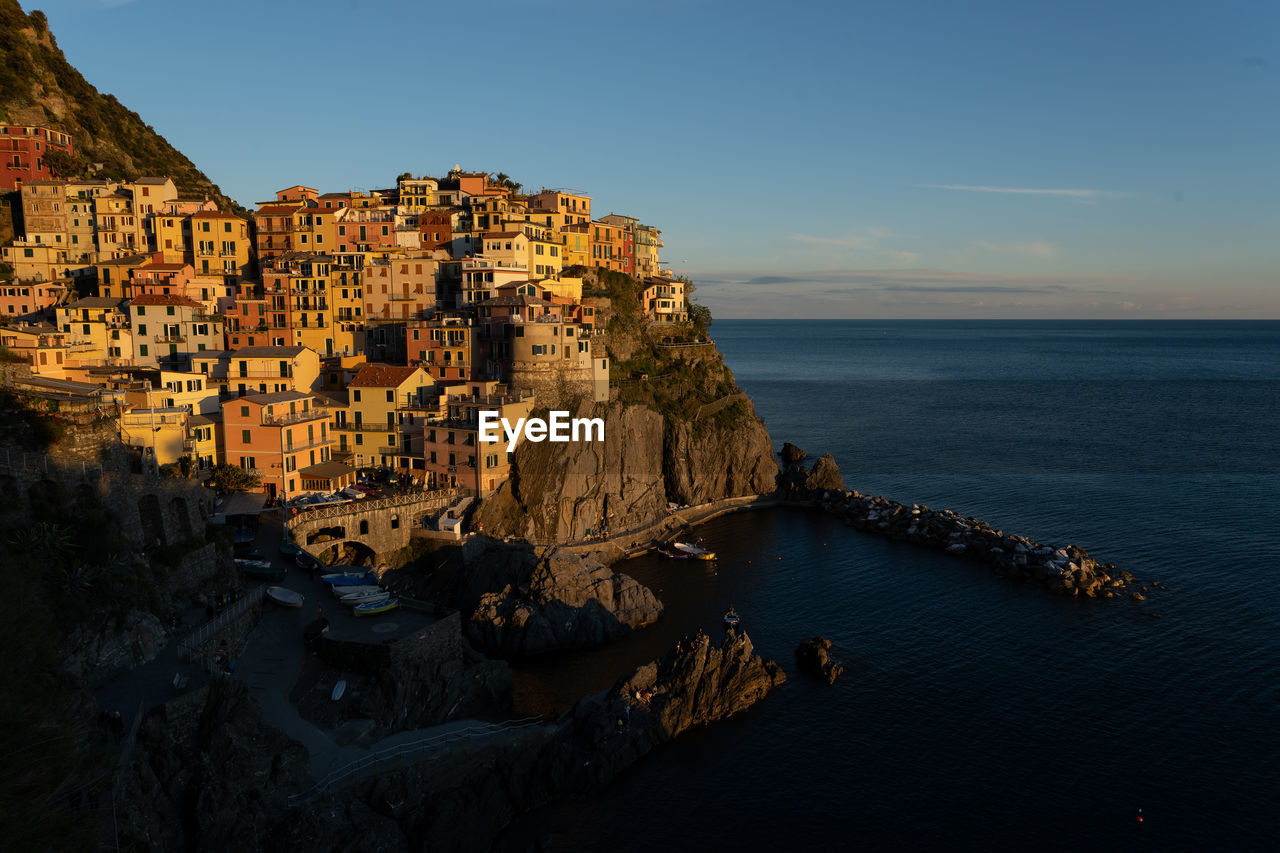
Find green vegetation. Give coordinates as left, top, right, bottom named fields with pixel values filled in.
left=0, top=386, right=74, bottom=449
left=0, top=1, right=242, bottom=213
left=207, top=462, right=261, bottom=494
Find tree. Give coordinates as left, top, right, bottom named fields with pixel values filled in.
left=208, top=464, right=261, bottom=494
left=689, top=301, right=712, bottom=335
left=397, top=171, right=413, bottom=181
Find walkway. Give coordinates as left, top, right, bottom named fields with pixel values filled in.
left=546, top=492, right=790, bottom=561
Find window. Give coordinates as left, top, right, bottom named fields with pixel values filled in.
left=352, top=389, right=361, bottom=402
left=385, top=389, right=394, bottom=403
left=359, top=520, right=369, bottom=535
left=139, top=344, right=149, bottom=356
left=241, top=429, right=251, bottom=444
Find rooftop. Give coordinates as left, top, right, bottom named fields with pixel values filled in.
left=348, top=364, right=422, bottom=388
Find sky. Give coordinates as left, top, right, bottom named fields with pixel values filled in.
left=31, top=0, right=1280, bottom=318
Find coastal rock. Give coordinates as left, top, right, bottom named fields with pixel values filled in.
left=780, top=442, right=808, bottom=465
left=466, top=550, right=663, bottom=656
left=665, top=405, right=778, bottom=506
left=795, top=636, right=845, bottom=684
left=804, top=454, right=845, bottom=492
left=286, top=632, right=785, bottom=851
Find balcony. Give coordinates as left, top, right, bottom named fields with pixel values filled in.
left=154, top=334, right=186, bottom=343
left=377, top=445, right=402, bottom=456
left=284, top=438, right=331, bottom=454
left=262, top=406, right=330, bottom=427
left=389, top=293, right=419, bottom=302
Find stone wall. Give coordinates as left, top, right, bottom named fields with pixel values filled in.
left=315, top=610, right=462, bottom=676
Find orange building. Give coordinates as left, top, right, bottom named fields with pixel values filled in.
left=591, top=219, right=634, bottom=275
left=222, top=389, right=336, bottom=500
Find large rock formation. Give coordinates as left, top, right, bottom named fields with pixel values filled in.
left=664, top=408, right=779, bottom=506
left=474, top=402, right=668, bottom=543
left=284, top=631, right=786, bottom=851
left=467, top=548, right=663, bottom=656
left=779, top=445, right=846, bottom=494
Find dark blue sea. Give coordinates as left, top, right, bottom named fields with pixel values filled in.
left=508, top=320, right=1280, bottom=852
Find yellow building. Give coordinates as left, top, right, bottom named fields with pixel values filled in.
left=560, top=223, right=591, bottom=268
left=54, top=296, right=132, bottom=366
left=331, top=363, right=436, bottom=470
left=189, top=210, right=253, bottom=280
left=2, top=239, right=73, bottom=283
left=193, top=344, right=322, bottom=399
left=118, top=404, right=189, bottom=469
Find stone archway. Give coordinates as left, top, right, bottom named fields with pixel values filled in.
left=169, top=496, right=193, bottom=542
left=138, top=493, right=166, bottom=547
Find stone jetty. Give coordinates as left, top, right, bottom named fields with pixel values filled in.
left=819, top=489, right=1134, bottom=597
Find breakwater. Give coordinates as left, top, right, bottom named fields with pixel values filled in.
left=815, top=487, right=1154, bottom=599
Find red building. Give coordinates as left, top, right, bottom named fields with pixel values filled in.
left=1, top=125, right=74, bottom=191
left=418, top=209, right=455, bottom=252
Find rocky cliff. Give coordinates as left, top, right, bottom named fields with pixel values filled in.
left=475, top=363, right=777, bottom=545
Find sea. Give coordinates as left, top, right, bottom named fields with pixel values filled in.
left=505, top=320, right=1280, bottom=852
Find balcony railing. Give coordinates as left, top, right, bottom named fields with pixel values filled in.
left=376, top=446, right=402, bottom=456
left=262, top=406, right=330, bottom=427
left=284, top=438, right=331, bottom=454
left=154, top=334, right=186, bottom=343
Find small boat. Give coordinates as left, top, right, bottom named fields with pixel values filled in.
left=353, top=597, right=399, bottom=616
left=331, top=679, right=346, bottom=701
left=332, top=584, right=382, bottom=599
left=320, top=571, right=375, bottom=586
left=236, top=559, right=285, bottom=580
left=723, top=608, right=741, bottom=633
left=655, top=547, right=689, bottom=560
left=342, top=590, right=391, bottom=607
left=673, top=541, right=716, bottom=560
left=278, top=539, right=301, bottom=556
left=266, top=586, right=304, bottom=608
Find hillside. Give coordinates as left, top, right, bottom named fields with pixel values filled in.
left=0, top=1, right=242, bottom=212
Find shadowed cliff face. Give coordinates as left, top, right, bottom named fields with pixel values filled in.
left=283, top=631, right=785, bottom=852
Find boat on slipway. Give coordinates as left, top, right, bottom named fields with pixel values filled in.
left=354, top=597, right=400, bottom=616
left=266, top=586, right=304, bottom=608
left=342, top=590, right=391, bottom=607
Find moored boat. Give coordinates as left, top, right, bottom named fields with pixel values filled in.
left=673, top=541, right=716, bottom=560
left=266, top=586, right=304, bottom=608
left=353, top=596, right=399, bottom=616
left=655, top=547, right=690, bottom=559
left=321, top=571, right=375, bottom=586
left=342, top=590, right=391, bottom=607
left=332, top=584, right=382, bottom=599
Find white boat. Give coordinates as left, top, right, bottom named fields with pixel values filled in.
left=672, top=541, right=717, bottom=560
left=333, top=584, right=383, bottom=600
left=266, top=586, right=304, bottom=608
left=344, top=590, right=392, bottom=607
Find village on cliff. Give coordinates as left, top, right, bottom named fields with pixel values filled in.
left=0, top=129, right=691, bottom=505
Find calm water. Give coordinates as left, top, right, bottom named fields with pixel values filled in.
left=508, top=321, right=1280, bottom=852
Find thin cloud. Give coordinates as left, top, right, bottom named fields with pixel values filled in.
left=977, top=240, right=1057, bottom=259
left=915, top=184, right=1130, bottom=200
left=726, top=268, right=1129, bottom=293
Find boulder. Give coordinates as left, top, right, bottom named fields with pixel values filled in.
left=794, top=636, right=845, bottom=684
left=780, top=442, right=808, bottom=465
left=803, top=454, right=845, bottom=492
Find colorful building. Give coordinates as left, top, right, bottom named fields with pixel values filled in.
left=0, top=125, right=74, bottom=191
left=222, top=389, right=336, bottom=500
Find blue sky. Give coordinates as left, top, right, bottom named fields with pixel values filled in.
left=33, top=0, right=1279, bottom=318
